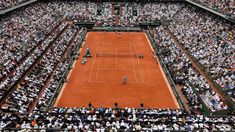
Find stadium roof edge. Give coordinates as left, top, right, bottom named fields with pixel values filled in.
left=0, top=0, right=38, bottom=15
left=185, top=0, right=235, bottom=25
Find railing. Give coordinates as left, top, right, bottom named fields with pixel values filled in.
left=93, top=26, right=141, bottom=32
left=145, top=31, right=186, bottom=111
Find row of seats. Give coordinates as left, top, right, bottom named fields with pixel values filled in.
left=150, top=26, right=227, bottom=113
left=0, top=0, right=28, bottom=11
left=1, top=24, right=86, bottom=113
left=169, top=5, right=234, bottom=103
left=0, top=2, right=234, bottom=131
left=0, top=1, right=184, bottom=108
left=33, top=27, right=86, bottom=114
left=0, top=2, right=64, bottom=98
left=192, top=0, right=235, bottom=17
left=0, top=108, right=234, bottom=131
left=1, top=0, right=234, bottom=18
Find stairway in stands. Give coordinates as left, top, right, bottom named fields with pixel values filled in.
left=112, top=2, right=122, bottom=26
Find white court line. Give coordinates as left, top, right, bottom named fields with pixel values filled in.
left=88, top=80, right=143, bottom=84
left=88, top=80, right=106, bottom=83
left=129, top=42, right=138, bottom=82
left=55, top=40, right=87, bottom=106
left=115, top=48, right=118, bottom=70
left=95, top=42, right=104, bottom=81
left=127, top=81, right=144, bottom=84
left=134, top=43, right=145, bottom=83
left=144, top=34, right=180, bottom=108
left=96, top=52, right=137, bottom=55
left=94, top=68, right=135, bottom=71
left=88, top=42, right=100, bottom=82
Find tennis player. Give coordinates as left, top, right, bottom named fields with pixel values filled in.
left=123, top=76, right=128, bottom=84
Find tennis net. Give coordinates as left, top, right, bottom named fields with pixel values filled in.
left=96, top=53, right=138, bottom=58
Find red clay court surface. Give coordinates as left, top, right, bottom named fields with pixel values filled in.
left=55, top=32, right=180, bottom=109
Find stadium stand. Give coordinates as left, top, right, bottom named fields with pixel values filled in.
left=0, top=0, right=234, bottom=130
left=192, top=0, right=235, bottom=17
left=0, top=108, right=234, bottom=131
left=150, top=26, right=228, bottom=113
left=0, top=3, right=64, bottom=99
left=0, top=0, right=29, bottom=10
left=169, top=5, right=235, bottom=105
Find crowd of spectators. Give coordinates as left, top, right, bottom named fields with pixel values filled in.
left=118, top=2, right=184, bottom=26
left=119, top=2, right=139, bottom=26
left=169, top=6, right=235, bottom=103
left=95, top=2, right=114, bottom=26
left=0, top=107, right=234, bottom=131
left=150, top=26, right=228, bottom=113
left=61, top=1, right=185, bottom=26
left=33, top=27, right=86, bottom=114
left=2, top=24, right=79, bottom=113
left=0, top=2, right=64, bottom=99
left=192, top=0, right=235, bottom=17
left=138, top=3, right=184, bottom=23
left=0, top=1, right=234, bottom=130
left=0, top=1, right=89, bottom=114
left=0, top=0, right=29, bottom=11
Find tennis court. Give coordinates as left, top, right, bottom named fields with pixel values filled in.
left=88, top=41, right=144, bottom=84
left=55, top=32, right=180, bottom=109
